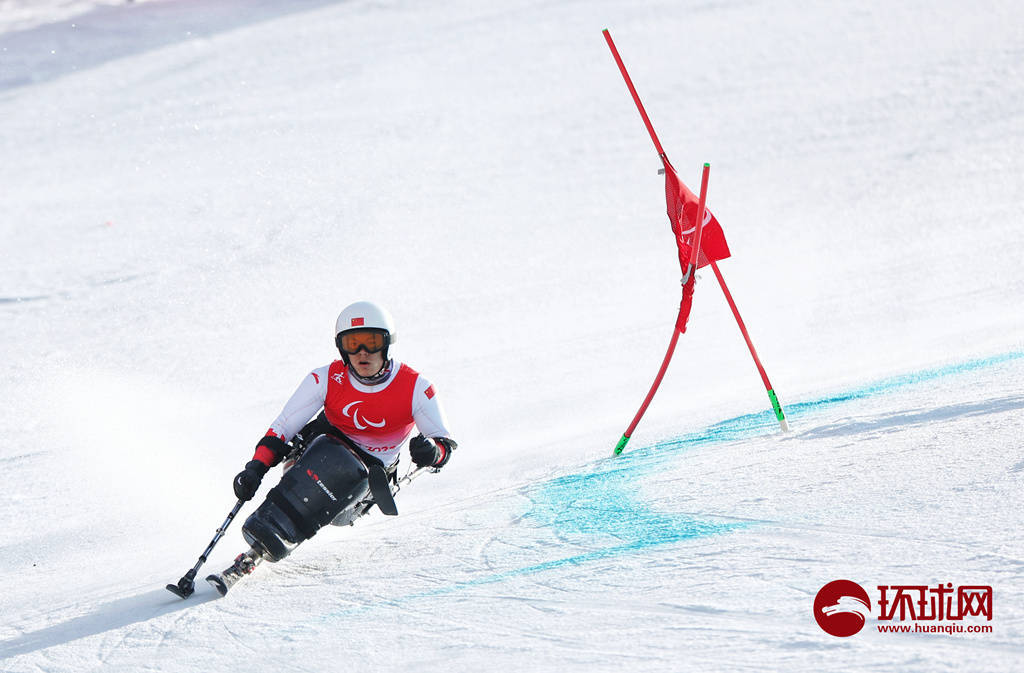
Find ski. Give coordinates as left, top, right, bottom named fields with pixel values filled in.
left=206, top=548, right=263, bottom=596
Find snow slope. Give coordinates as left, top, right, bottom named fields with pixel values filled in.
left=1, top=0, right=1022, bottom=671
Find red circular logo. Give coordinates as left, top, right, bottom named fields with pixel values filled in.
left=814, top=580, right=871, bottom=637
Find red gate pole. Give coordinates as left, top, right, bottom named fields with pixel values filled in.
left=602, top=29, right=665, bottom=158
left=604, top=28, right=790, bottom=449
left=709, top=261, right=790, bottom=431
left=614, top=164, right=711, bottom=455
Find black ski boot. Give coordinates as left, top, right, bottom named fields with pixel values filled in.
left=206, top=547, right=263, bottom=596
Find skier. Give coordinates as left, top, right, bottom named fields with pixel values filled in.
left=208, top=300, right=457, bottom=594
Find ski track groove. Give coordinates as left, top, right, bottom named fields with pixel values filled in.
left=152, top=617, right=177, bottom=654
left=215, top=610, right=263, bottom=664
left=97, top=626, right=130, bottom=667
left=432, top=602, right=681, bottom=667
left=434, top=588, right=808, bottom=669
left=471, top=536, right=502, bottom=573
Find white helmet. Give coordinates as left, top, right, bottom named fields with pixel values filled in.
left=334, top=301, right=397, bottom=362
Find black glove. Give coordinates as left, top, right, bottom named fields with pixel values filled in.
left=409, top=435, right=457, bottom=468
left=293, top=413, right=332, bottom=454
left=233, top=459, right=269, bottom=501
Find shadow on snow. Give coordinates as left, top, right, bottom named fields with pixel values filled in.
left=0, top=588, right=218, bottom=660
left=0, top=0, right=347, bottom=92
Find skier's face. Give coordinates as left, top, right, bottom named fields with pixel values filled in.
left=350, top=348, right=385, bottom=377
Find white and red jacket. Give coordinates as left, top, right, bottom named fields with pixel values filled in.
left=256, top=360, right=451, bottom=468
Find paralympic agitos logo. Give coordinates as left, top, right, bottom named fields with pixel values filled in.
left=342, top=400, right=386, bottom=430
left=814, top=579, right=994, bottom=637
left=814, top=580, right=872, bottom=636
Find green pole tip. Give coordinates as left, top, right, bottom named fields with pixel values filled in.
left=704, top=162, right=710, bottom=167
left=767, top=389, right=785, bottom=421
left=613, top=435, right=629, bottom=456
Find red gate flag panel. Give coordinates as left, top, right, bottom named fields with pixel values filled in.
left=662, top=158, right=731, bottom=272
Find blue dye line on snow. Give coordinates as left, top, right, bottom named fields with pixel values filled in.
left=320, top=349, right=1022, bottom=616
left=649, top=349, right=1024, bottom=456
left=333, top=537, right=714, bottom=617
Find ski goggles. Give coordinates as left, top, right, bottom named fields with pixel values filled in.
left=338, top=329, right=387, bottom=355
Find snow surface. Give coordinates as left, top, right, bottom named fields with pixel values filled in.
left=1, top=0, right=1022, bottom=671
